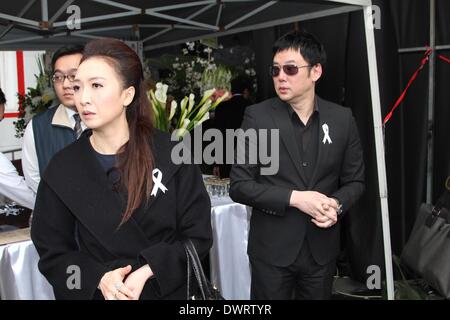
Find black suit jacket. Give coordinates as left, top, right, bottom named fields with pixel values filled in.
left=31, top=130, right=212, bottom=299
left=229, top=96, right=365, bottom=267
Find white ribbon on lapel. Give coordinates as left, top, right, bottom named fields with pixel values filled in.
left=322, top=123, right=332, bottom=144
left=151, top=168, right=168, bottom=196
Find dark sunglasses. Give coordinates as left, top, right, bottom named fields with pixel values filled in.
left=270, top=64, right=310, bottom=77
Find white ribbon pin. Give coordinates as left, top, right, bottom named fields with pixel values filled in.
left=151, top=168, right=168, bottom=197
left=322, top=123, right=332, bottom=144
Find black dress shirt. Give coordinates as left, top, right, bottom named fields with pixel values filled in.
left=287, top=100, right=320, bottom=184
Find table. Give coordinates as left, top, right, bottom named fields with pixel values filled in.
left=0, top=198, right=252, bottom=300
left=0, top=233, right=54, bottom=300
left=210, top=197, right=251, bottom=300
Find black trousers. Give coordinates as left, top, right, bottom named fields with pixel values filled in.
left=250, top=241, right=336, bottom=300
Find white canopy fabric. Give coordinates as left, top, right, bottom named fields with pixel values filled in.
left=0, top=0, right=394, bottom=299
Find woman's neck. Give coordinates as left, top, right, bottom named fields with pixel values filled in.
left=90, top=122, right=129, bottom=155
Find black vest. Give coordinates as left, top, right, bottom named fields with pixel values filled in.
left=32, top=106, right=76, bottom=174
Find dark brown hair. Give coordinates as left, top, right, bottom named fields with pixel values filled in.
left=81, top=38, right=154, bottom=225
left=51, top=44, right=84, bottom=72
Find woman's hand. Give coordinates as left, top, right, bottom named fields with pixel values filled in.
left=98, top=265, right=135, bottom=300
left=123, top=264, right=154, bottom=300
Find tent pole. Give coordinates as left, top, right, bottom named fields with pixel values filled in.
left=426, top=0, right=435, bottom=203
left=41, top=0, right=48, bottom=22
left=363, top=3, right=395, bottom=300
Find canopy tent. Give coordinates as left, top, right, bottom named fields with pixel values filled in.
left=0, top=0, right=395, bottom=299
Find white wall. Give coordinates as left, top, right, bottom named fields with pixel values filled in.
left=0, top=50, right=45, bottom=157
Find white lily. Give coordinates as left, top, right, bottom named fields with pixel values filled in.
left=175, top=118, right=191, bottom=138
left=169, top=100, right=177, bottom=121
left=182, top=118, right=190, bottom=129
left=180, top=96, right=188, bottom=115
left=187, top=93, right=195, bottom=113
left=203, top=88, right=215, bottom=99
left=196, top=111, right=210, bottom=125
left=155, top=82, right=168, bottom=104
left=198, top=99, right=212, bottom=115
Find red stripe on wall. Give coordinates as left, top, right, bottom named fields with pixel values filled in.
left=16, top=51, right=25, bottom=111
left=4, top=112, right=20, bottom=118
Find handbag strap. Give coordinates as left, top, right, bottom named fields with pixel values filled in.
left=184, top=239, right=211, bottom=299
left=432, top=187, right=450, bottom=217
left=186, top=244, right=192, bottom=299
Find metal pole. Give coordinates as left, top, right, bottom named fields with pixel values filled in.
left=41, top=0, right=48, bottom=21
left=426, top=0, right=435, bottom=203
left=363, top=3, right=395, bottom=300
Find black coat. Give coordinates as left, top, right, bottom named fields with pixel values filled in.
left=31, top=130, right=212, bottom=300
left=230, top=96, right=365, bottom=267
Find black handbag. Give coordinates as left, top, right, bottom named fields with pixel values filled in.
left=184, top=239, right=224, bottom=300
left=401, top=191, right=450, bottom=299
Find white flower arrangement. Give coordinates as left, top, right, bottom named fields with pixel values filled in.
left=148, top=82, right=229, bottom=139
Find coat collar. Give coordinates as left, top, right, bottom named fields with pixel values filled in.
left=51, top=104, right=72, bottom=128
left=52, top=104, right=88, bottom=131
left=43, top=130, right=178, bottom=257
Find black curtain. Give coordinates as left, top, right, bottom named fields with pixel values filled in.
left=389, top=0, right=450, bottom=249
left=434, top=0, right=450, bottom=201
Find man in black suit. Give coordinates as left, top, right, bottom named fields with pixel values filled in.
left=229, top=30, right=365, bottom=300
left=213, top=76, right=253, bottom=178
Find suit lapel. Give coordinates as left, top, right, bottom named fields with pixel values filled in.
left=46, top=133, right=178, bottom=258
left=308, top=97, right=331, bottom=189
left=271, top=99, right=307, bottom=186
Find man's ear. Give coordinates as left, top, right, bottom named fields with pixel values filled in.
left=310, top=64, right=323, bottom=82
left=123, top=86, right=136, bottom=107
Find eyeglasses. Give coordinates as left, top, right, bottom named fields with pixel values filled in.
left=52, top=72, right=76, bottom=83
left=270, top=64, right=310, bottom=77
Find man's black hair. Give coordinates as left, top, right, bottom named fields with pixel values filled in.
left=51, top=44, right=84, bottom=71
left=272, top=30, right=326, bottom=67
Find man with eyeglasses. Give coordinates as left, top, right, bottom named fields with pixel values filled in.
left=230, top=30, right=365, bottom=300
left=22, top=45, right=85, bottom=195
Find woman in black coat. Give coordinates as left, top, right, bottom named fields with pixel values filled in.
left=30, top=38, right=212, bottom=300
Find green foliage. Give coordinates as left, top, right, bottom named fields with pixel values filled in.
left=201, top=65, right=232, bottom=92
left=14, top=54, right=55, bottom=138
left=145, top=41, right=255, bottom=101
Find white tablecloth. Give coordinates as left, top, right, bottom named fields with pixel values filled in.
left=0, top=197, right=252, bottom=300
left=210, top=197, right=251, bottom=300
left=0, top=240, right=54, bottom=300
